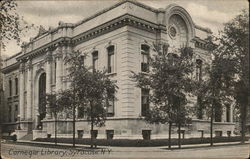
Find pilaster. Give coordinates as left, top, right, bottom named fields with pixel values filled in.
left=19, top=62, right=25, bottom=121
left=26, top=59, right=33, bottom=120
left=45, top=49, right=53, bottom=119
left=55, top=45, right=63, bottom=92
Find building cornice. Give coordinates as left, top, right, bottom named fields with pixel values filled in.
left=17, top=37, right=72, bottom=61
left=21, top=0, right=164, bottom=49
left=17, top=14, right=165, bottom=61
left=194, top=24, right=212, bottom=34
left=74, top=0, right=164, bottom=28
left=73, top=14, right=165, bottom=45
left=1, top=62, right=20, bottom=74
left=193, top=36, right=212, bottom=50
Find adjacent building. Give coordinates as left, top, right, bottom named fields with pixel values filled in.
left=1, top=0, right=235, bottom=140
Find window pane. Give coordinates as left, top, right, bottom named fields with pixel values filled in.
left=141, top=45, right=150, bottom=54
left=108, top=46, right=115, bottom=73
left=141, top=89, right=149, bottom=116
left=93, top=51, right=98, bottom=70
left=141, top=45, right=149, bottom=72
left=108, top=54, right=114, bottom=73
left=15, top=78, right=18, bottom=95
left=9, top=80, right=12, bottom=96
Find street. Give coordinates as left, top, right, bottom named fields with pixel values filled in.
left=1, top=142, right=249, bottom=159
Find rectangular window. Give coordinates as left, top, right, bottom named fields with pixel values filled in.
left=15, top=78, right=18, bottom=95
left=80, top=55, right=85, bottom=66
left=142, top=130, right=151, bottom=140
left=77, top=106, right=86, bottom=118
left=196, top=59, right=202, bottom=82
left=92, top=51, right=98, bottom=71
left=107, top=46, right=114, bottom=73
left=141, top=89, right=149, bottom=116
left=141, top=45, right=150, bottom=72
left=107, top=90, right=115, bottom=117
left=9, top=79, right=12, bottom=96
left=54, top=62, right=57, bottom=84
left=106, top=130, right=114, bottom=140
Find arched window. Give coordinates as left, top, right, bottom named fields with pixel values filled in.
left=38, top=73, right=46, bottom=120
left=141, top=44, right=150, bottom=72
left=92, top=51, right=98, bottom=71
left=107, top=46, right=115, bottom=73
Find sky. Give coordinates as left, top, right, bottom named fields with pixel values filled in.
left=2, top=0, right=248, bottom=57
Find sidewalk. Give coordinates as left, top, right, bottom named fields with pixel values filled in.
left=10, top=140, right=249, bottom=152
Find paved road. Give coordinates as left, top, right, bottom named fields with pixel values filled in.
left=1, top=142, right=249, bottom=159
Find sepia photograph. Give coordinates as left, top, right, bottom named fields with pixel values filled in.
left=0, top=0, right=249, bottom=158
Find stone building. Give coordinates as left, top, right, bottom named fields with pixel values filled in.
left=1, top=0, right=235, bottom=140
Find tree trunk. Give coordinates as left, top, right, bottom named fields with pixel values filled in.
left=55, top=113, right=57, bottom=145
left=178, top=122, right=181, bottom=149
left=90, top=101, right=94, bottom=148
left=168, top=122, right=172, bottom=149
left=210, top=101, right=214, bottom=146
left=177, top=103, right=181, bottom=149
left=73, top=104, right=76, bottom=147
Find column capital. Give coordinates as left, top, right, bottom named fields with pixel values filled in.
left=45, top=52, right=53, bottom=63
left=55, top=45, right=63, bottom=59
left=26, top=60, right=33, bottom=70
left=19, top=62, right=26, bottom=73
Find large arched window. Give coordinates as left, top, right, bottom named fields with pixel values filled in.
left=141, top=44, right=150, bottom=72
left=168, top=14, right=189, bottom=47
left=38, top=73, right=46, bottom=120
left=107, top=46, right=115, bottom=73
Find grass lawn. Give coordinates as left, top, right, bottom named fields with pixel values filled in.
left=34, top=136, right=247, bottom=147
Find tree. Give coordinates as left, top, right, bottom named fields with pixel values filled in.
left=45, top=92, right=68, bottom=145
left=63, top=51, right=117, bottom=148
left=132, top=42, right=194, bottom=149
left=214, top=9, right=249, bottom=143
left=0, top=0, right=34, bottom=49
left=195, top=51, right=236, bottom=146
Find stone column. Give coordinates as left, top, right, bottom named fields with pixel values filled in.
left=19, top=62, right=25, bottom=121
left=61, top=46, right=67, bottom=90
left=230, top=105, right=233, bottom=122
left=66, top=46, right=73, bottom=89
left=26, top=59, right=33, bottom=120
left=55, top=45, right=63, bottom=92
left=45, top=50, right=53, bottom=119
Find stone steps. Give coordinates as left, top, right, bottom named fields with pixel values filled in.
left=19, top=133, right=33, bottom=141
